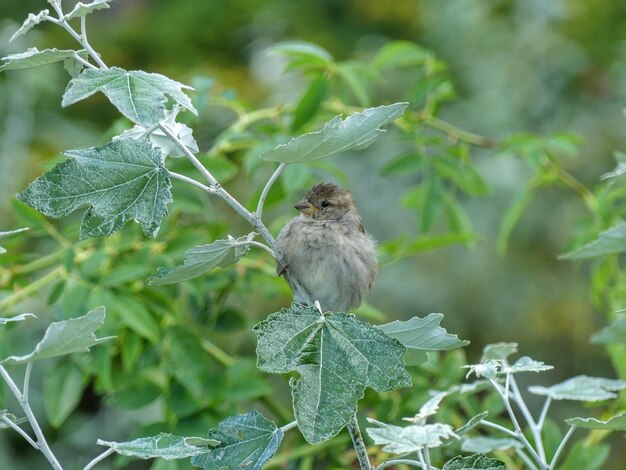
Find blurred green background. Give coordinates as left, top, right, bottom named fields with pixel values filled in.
left=1, top=0, right=626, bottom=468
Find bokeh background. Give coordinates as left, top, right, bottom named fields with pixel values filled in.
left=1, top=0, right=626, bottom=468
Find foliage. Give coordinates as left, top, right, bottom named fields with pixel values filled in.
left=0, top=2, right=625, bottom=470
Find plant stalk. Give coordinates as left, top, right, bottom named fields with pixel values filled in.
left=347, top=414, right=372, bottom=470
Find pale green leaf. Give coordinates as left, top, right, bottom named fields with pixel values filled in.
left=481, top=343, right=518, bottom=362
left=254, top=304, right=411, bottom=444
left=380, top=313, right=469, bottom=356
left=561, top=222, right=626, bottom=259
left=403, top=392, right=448, bottom=423
left=1, top=307, right=113, bottom=364
left=366, top=418, right=457, bottom=454
left=461, top=436, right=522, bottom=453
left=292, top=75, right=328, bottom=131
left=336, top=61, right=374, bottom=106
left=456, top=411, right=489, bottom=436
left=191, top=410, right=282, bottom=470
left=65, top=0, right=111, bottom=20
left=566, top=412, right=626, bottom=430
left=528, top=375, right=626, bottom=401
left=373, top=41, right=429, bottom=69
left=443, top=454, right=506, bottom=470
left=17, top=138, right=172, bottom=239
left=0, top=313, right=36, bottom=324
left=98, top=433, right=216, bottom=460
left=591, top=317, right=626, bottom=344
left=503, top=356, right=554, bottom=374
left=9, top=10, right=50, bottom=43
left=0, top=227, right=29, bottom=254
left=560, top=441, right=610, bottom=470
left=260, top=103, right=408, bottom=163
left=462, top=362, right=499, bottom=380
left=62, top=67, right=197, bottom=126
left=149, top=233, right=255, bottom=285
left=266, top=41, right=333, bottom=71
left=44, top=361, right=86, bottom=428
left=0, top=48, right=85, bottom=71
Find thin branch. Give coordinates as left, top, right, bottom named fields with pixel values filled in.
left=536, top=396, right=552, bottom=430
left=0, top=414, right=38, bottom=449
left=347, top=414, right=372, bottom=470
left=421, top=115, right=498, bottom=148
left=72, top=51, right=97, bottom=70
left=168, top=171, right=215, bottom=194
left=376, top=459, right=424, bottom=470
left=280, top=420, right=298, bottom=433
left=548, top=426, right=575, bottom=470
left=515, top=448, right=539, bottom=470
left=481, top=420, right=519, bottom=439
left=416, top=449, right=427, bottom=470
left=83, top=448, right=115, bottom=470
left=248, top=240, right=276, bottom=258
left=79, top=14, right=108, bottom=69
left=257, top=162, right=286, bottom=219
left=23, top=361, right=33, bottom=403
left=508, top=374, right=546, bottom=463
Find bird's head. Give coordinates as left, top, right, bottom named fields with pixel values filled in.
left=295, top=183, right=357, bottom=221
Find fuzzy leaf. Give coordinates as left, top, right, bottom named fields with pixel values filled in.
left=17, top=138, right=172, bottom=239
left=443, top=454, right=506, bottom=470
left=1, top=307, right=113, bottom=364
left=62, top=66, right=197, bottom=126
left=591, top=317, right=626, bottom=344
left=254, top=304, right=411, bottom=444
left=561, top=222, right=626, bottom=259
left=403, top=392, right=447, bottom=423
left=461, top=437, right=522, bottom=453
left=0, top=48, right=84, bottom=71
left=98, top=433, right=216, bottom=460
left=528, top=375, right=626, bottom=402
left=366, top=418, right=457, bottom=454
left=267, top=41, right=333, bottom=71
left=149, top=233, right=255, bottom=285
left=566, top=412, right=626, bottom=430
left=0, top=313, right=36, bottom=325
left=10, top=10, right=50, bottom=42
left=481, top=343, right=518, bottom=362
left=65, top=0, right=111, bottom=20
left=503, top=356, right=554, bottom=374
left=261, top=103, right=407, bottom=163
left=380, top=313, right=469, bottom=353
left=456, top=411, right=489, bottom=436
left=0, top=411, right=27, bottom=429
left=191, top=410, right=282, bottom=470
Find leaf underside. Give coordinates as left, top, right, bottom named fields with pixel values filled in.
left=97, top=432, right=217, bottom=460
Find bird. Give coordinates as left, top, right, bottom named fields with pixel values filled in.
left=277, top=183, right=378, bottom=312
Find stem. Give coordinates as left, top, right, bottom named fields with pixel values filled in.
left=0, top=364, right=63, bottom=469
left=376, top=459, right=424, bottom=470
left=0, top=266, right=66, bottom=311
left=347, top=414, right=372, bottom=470
left=421, top=115, right=498, bottom=148
left=423, top=447, right=432, bottom=469
left=508, top=374, right=546, bottom=463
left=481, top=420, right=519, bottom=439
left=516, top=448, right=539, bottom=470
left=280, top=420, right=298, bottom=433
left=23, top=362, right=33, bottom=403
left=248, top=241, right=276, bottom=258
left=537, top=397, right=552, bottom=430
left=548, top=426, right=575, bottom=470
left=83, top=448, right=115, bottom=470
left=0, top=414, right=38, bottom=449
left=169, top=171, right=215, bottom=194
left=416, top=449, right=428, bottom=470
left=257, top=162, right=287, bottom=219
left=79, top=15, right=108, bottom=70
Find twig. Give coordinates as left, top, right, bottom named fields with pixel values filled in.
left=481, top=420, right=519, bottom=439
left=548, top=426, right=575, bottom=470
left=80, top=14, right=108, bottom=70
left=347, top=414, right=372, bottom=470
left=169, top=171, right=215, bottom=194
left=421, top=115, right=498, bottom=148
left=83, top=448, right=115, bottom=470
left=508, top=374, right=546, bottom=463
left=376, top=459, right=424, bottom=469
left=257, top=162, right=286, bottom=219
left=0, top=414, right=38, bottom=449
left=280, top=420, right=298, bottom=433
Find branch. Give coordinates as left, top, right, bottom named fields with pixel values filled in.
left=257, top=162, right=286, bottom=219
left=347, top=414, right=372, bottom=470
left=280, top=420, right=298, bottom=433
left=376, top=459, right=424, bottom=470
left=169, top=171, right=215, bottom=194
left=83, top=448, right=115, bottom=470
left=549, top=426, right=575, bottom=470
left=0, top=414, right=38, bottom=449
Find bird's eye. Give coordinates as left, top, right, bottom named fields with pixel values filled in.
left=321, top=200, right=330, bottom=208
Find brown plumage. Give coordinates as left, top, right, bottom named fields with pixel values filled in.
left=277, top=183, right=377, bottom=312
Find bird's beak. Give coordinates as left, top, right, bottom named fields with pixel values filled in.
left=295, top=199, right=318, bottom=216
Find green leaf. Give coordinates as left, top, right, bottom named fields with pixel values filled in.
left=528, top=375, right=626, bottom=401
left=65, top=0, right=112, bottom=20
left=9, top=10, right=50, bottom=43
left=372, top=41, right=429, bottom=69
left=266, top=41, right=333, bottom=72
left=0, top=48, right=85, bottom=72
left=260, top=103, right=408, bottom=163
left=379, top=313, right=469, bottom=356
left=560, top=222, right=626, bottom=259
left=254, top=304, right=411, bottom=444
left=566, top=412, right=626, bottom=430
left=17, top=138, right=172, bottom=239
left=336, top=61, right=374, bottom=106
left=191, top=410, right=282, bottom=470
left=456, top=411, right=488, bottom=436
left=44, top=360, right=86, bottom=428
left=149, top=233, right=255, bottom=285
left=503, top=356, right=554, bottom=374
left=0, top=313, right=35, bottom=325
left=1, top=307, right=113, bottom=364
left=591, top=317, right=626, bottom=344
left=497, top=181, right=537, bottom=254
left=560, top=441, right=610, bottom=470
left=0, top=227, right=29, bottom=254
left=62, top=67, right=197, bottom=126
left=292, top=75, right=328, bottom=131
left=105, top=292, right=160, bottom=343
left=98, top=433, right=216, bottom=460
left=366, top=418, right=457, bottom=454
left=443, top=454, right=506, bottom=470
left=380, top=152, right=424, bottom=177
left=421, top=177, right=445, bottom=232
left=480, top=343, right=518, bottom=362
left=461, top=436, right=522, bottom=453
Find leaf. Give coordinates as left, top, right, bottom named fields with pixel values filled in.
left=1, top=307, right=113, bottom=364
left=560, top=441, right=610, bottom=470
left=366, top=418, right=457, bottom=454
left=65, top=0, right=111, bottom=20
left=379, top=313, right=469, bottom=354
left=10, top=10, right=50, bottom=43
left=260, top=103, right=408, bottom=163
left=591, top=317, right=626, bottom=344
left=456, top=411, right=489, bottom=436
left=528, top=375, right=626, bottom=401
left=0, top=227, right=29, bottom=254
left=0, top=48, right=85, bottom=72
left=560, top=222, right=626, bottom=259
left=62, top=67, right=197, bottom=126
left=336, top=61, right=374, bottom=106
left=191, top=410, right=282, bottom=470
left=44, top=360, right=86, bottom=428
left=98, top=433, right=216, bottom=460
left=254, top=304, right=411, bottom=444
left=373, top=41, right=429, bottom=69
left=503, top=356, right=554, bottom=374
left=480, top=343, right=518, bottom=362
left=443, top=454, right=506, bottom=470
left=0, top=313, right=36, bottom=325
left=403, top=392, right=448, bottom=423
left=17, top=138, right=172, bottom=239
left=421, top=177, right=445, bottom=232
left=566, top=412, right=626, bottom=430
left=149, top=233, right=255, bottom=285
left=292, top=75, right=328, bottom=131
left=266, top=41, right=334, bottom=72
left=461, top=436, right=522, bottom=453
left=0, top=411, right=27, bottom=429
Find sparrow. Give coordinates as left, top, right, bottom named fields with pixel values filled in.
left=277, top=183, right=378, bottom=312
